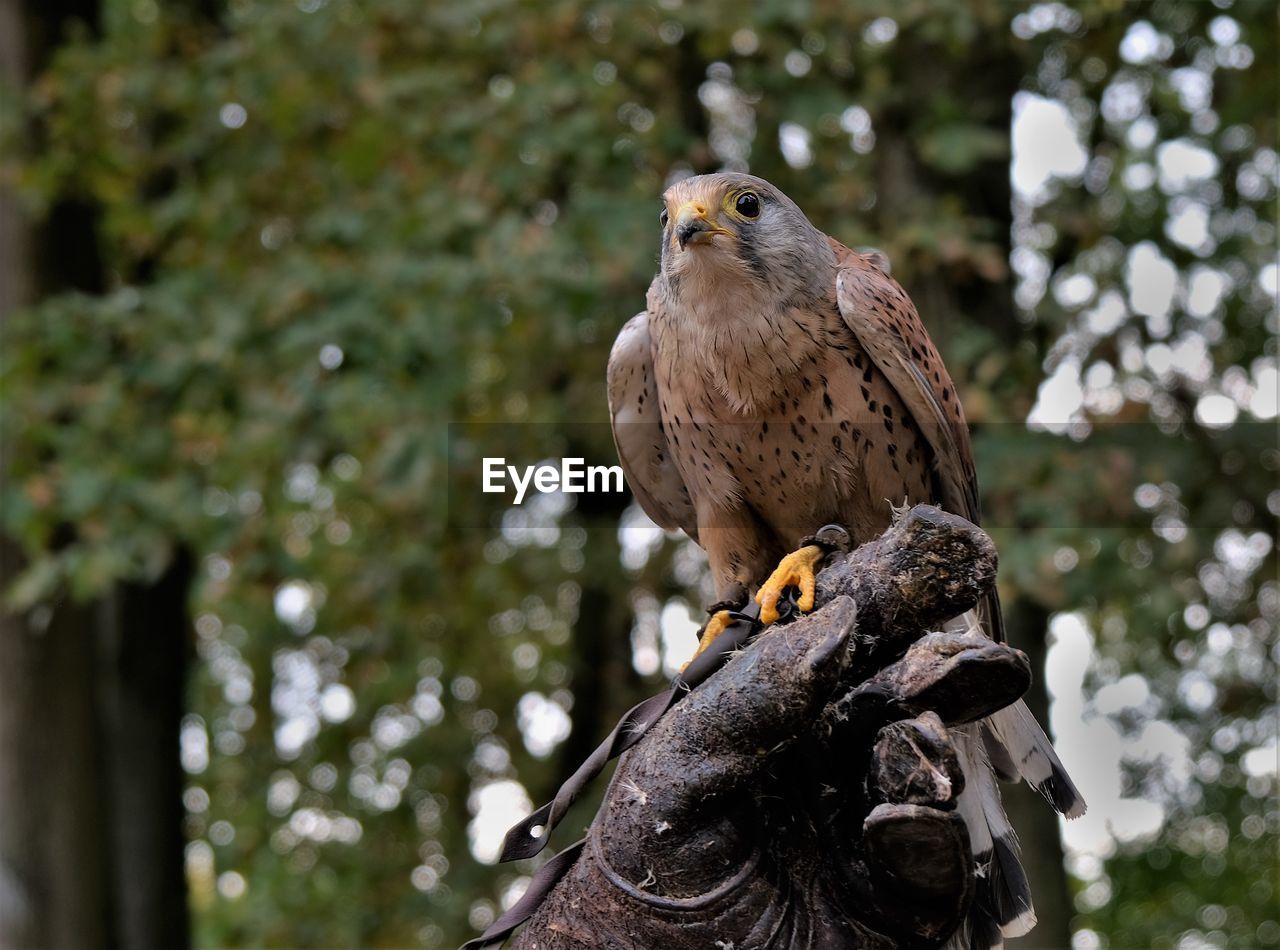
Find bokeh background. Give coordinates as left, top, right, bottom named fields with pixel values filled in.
left=0, top=1, right=1276, bottom=948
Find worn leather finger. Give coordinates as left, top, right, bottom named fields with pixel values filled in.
left=861, top=802, right=974, bottom=946
left=829, top=630, right=1031, bottom=730
left=869, top=712, right=964, bottom=809
left=814, top=506, right=998, bottom=665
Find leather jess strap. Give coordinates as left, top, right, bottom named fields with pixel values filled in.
left=459, top=598, right=783, bottom=949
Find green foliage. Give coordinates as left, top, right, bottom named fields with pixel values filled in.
left=2, top=0, right=1274, bottom=947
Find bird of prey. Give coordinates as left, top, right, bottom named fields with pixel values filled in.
left=607, top=172, right=1085, bottom=949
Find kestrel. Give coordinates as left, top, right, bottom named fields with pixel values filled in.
left=607, top=173, right=1085, bottom=949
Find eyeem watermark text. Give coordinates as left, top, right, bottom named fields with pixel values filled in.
left=483, top=458, right=624, bottom=505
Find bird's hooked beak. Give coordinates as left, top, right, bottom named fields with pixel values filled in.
left=673, top=200, right=729, bottom=251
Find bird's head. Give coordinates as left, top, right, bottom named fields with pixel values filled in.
left=656, top=173, right=835, bottom=303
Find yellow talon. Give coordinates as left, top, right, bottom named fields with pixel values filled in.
left=683, top=609, right=735, bottom=670
left=755, top=545, right=824, bottom=625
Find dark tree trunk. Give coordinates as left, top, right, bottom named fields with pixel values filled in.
left=0, top=574, right=195, bottom=950
left=871, top=33, right=1075, bottom=950
left=0, top=4, right=110, bottom=944
left=98, top=555, right=195, bottom=950
left=0, top=2, right=194, bottom=947
left=0, top=552, right=111, bottom=949
left=1002, top=599, right=1074, bottom=949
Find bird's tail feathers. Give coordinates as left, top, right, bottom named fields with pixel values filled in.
left=982, top=699, right=1087, bottom=819
left=951, top=728, right=1036, bottom=950
left=943, top=609, right=1085, bottom=950
left=951, top=606, right=1087, bottom=819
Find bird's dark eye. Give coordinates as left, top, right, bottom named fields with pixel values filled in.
left=660, top=208, right=669, bottom=228
left=736, top=192, right=760, bottom=218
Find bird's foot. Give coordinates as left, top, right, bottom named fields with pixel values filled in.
left=689, top=610, right=733, bottom=662
left=755, top=544, right=825, bottom=625
left=683, top=599, right=746, bottom=670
